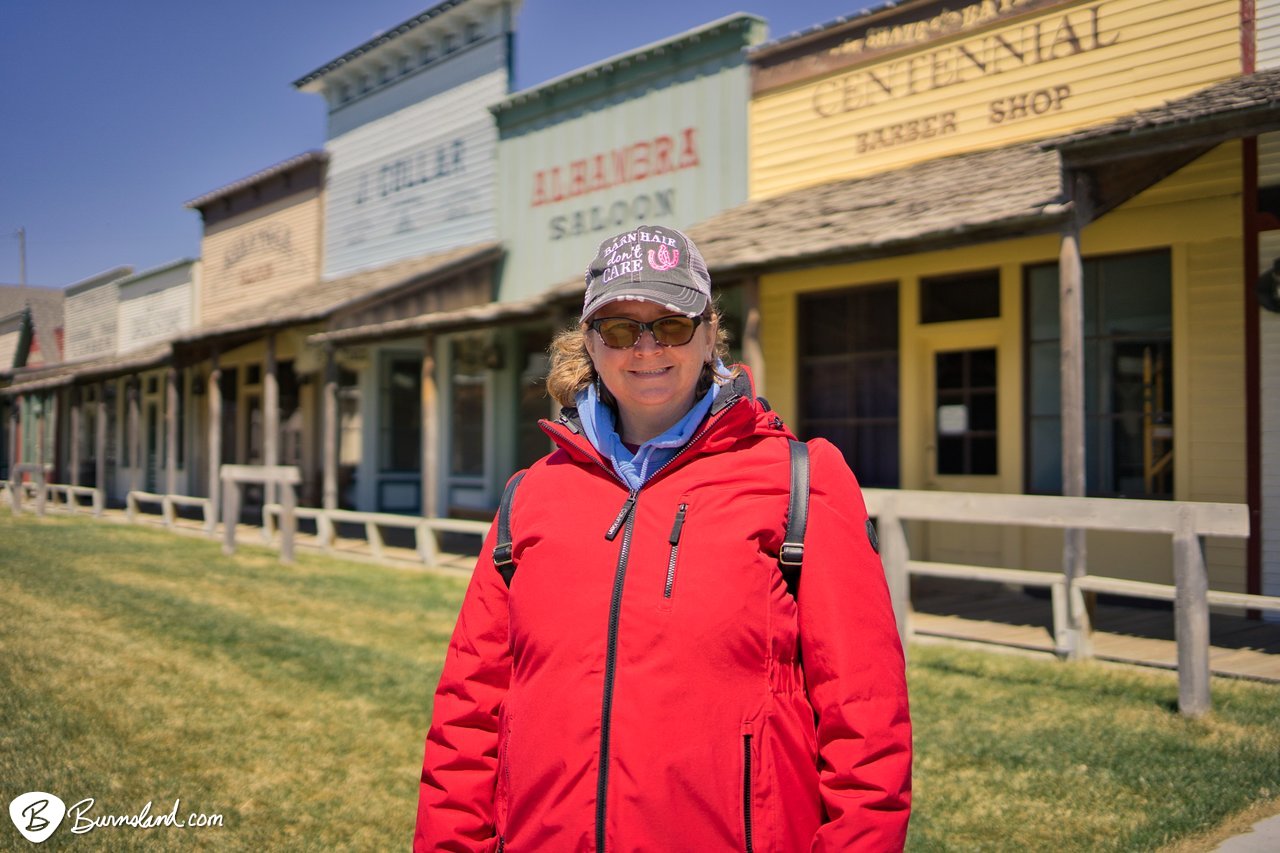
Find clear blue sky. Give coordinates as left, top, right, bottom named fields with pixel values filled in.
left=0, top=0, right=874, bottom=289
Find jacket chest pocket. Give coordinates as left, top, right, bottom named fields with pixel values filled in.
left=658, top=501, right=688, bottom=611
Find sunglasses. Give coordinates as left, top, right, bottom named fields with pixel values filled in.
left=589, top=314, right=704, bottom=349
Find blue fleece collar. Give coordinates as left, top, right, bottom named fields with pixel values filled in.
left=576, top=372, right=720, bottom=491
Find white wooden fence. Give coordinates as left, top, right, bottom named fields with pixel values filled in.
left=863, top=489, right=1268, bottom=717
left=11, top=467, right=1273, bottom=717
left=262, top=504, right=489, bottom=565
left=2, top=466, right=103, bottom=517
left=125, top=490, right=215, bottom=534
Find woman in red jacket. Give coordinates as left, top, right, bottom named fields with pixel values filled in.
left=415, top=225, right=911, bottom=852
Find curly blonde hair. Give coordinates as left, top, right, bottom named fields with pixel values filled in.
left=546, top=306, right=733, bottom=409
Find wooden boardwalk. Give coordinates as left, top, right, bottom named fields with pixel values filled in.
left=912, top=578, right=1280, bottom=682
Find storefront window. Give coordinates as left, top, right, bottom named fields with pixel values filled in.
left=798, top=283, right=900, bottom=488
left=451, top=335, right=487, bottom=477
left=936, top=348, right=997, bottom=475
left=920, top=270, right=1000, bottom=324
left=380, top=356, right=421, bottom=472
left=1026, top=251, right=1173, bottom=498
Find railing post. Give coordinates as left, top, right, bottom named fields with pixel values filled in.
left=126, top=492, right=137, bottom=523
left=320, top=513, right=335, bottom=550
left=34, top=466, right=46, bottom=517
left=1050, top=580, right=1069, bottom=656
left=417, top=521, right=439, bottom=565
left=877, top=497, right=912, bottom=653
left=1174, top=505, right=1211, bottom=717
left=222, top=476, right=239, bottom=556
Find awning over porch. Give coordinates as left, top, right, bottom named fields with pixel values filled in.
left=687, top=141, right=1069, bottom=276
left=1041, top=66, right=1280, bottom=166
left=307, top=278, right=584, bottom=347
left=173, top=241, right=504, bottom=360
left=0, top=341, right=172, bottom=396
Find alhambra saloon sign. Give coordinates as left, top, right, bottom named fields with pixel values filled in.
left=493, top=16, right=760, bottom=302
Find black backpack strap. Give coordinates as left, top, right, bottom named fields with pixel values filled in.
left=780, top=439, right=810, bottom=597
left=493, top=471, right=526, bottom=587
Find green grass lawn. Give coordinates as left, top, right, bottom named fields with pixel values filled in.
left=1, top=512, right=1277, bottom=851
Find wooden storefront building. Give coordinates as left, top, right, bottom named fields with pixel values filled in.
left=684, top=0, right=1276, bottom=599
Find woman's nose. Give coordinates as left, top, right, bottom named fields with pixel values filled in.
left=632, top=329, right=662, bottom=353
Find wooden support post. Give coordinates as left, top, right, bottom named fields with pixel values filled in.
left=741, top=277, right=766, bottom=396
left=95, top=383, right=107, bottom=515
left=264, top=333, right=279, bottom=505
left=35, top=394, right=46, bottom=482
left=5, top=398, right=14, bottom=481
left=209, top=353, right=222, bottom=528
left=1060, top=169, right=1092, bottom=660
left=70, top=387, right=81, bottom=488
left=127, top=378, right=140, bottom=496
left=166, top=367, right=179, bottom=496
left=421, top=335, right=439, bottom=519
left=323, top=347, right=338, bottom=511
left=1174, top=505, right=1211, bottom=717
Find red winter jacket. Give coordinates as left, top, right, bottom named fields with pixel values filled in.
left=415, top=374, right=911, bottom=851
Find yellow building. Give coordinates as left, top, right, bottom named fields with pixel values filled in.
left=689, top=0, right=1277, bottom=594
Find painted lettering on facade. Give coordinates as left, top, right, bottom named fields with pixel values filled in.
left=223, top=225, right=293, bottom=270
left=839, top=0, right=1043, bottom=59
left=355, top=139, right=466, bottom=205
left=811, top=3, right=1117, bottom=117
left=549, top=190, right=677, bottom=241
left=531, top=129, right=700, bottom=207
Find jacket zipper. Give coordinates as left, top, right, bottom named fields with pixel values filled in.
left=664, top=503, right=687, bottom=598
left=597, top=488, right=637, bottom=853
left=540, top=400, right=744, bottom=851
left=743, top=733, right=754, bottom=853
left=496, top=837, right=505, bottom=852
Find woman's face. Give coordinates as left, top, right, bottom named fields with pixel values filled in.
left=584, top=299, right=716, bottom=440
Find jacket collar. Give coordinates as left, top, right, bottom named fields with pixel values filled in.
left=540, top=364, right=794, bottom=480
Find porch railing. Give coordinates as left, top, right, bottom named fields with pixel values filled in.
left=125, top=490, right=215, bottom=534
left=2, top=465, right=103, bottom=517
left=862, top=489, right=1267, bottom=717
left=262, top=504, right=489, bottom=566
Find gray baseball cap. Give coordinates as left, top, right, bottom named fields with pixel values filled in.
left=582, top=225, right=711, bottom=320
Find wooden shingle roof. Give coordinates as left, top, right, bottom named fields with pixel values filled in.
left=688, top=142, right=1067, bottom=276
